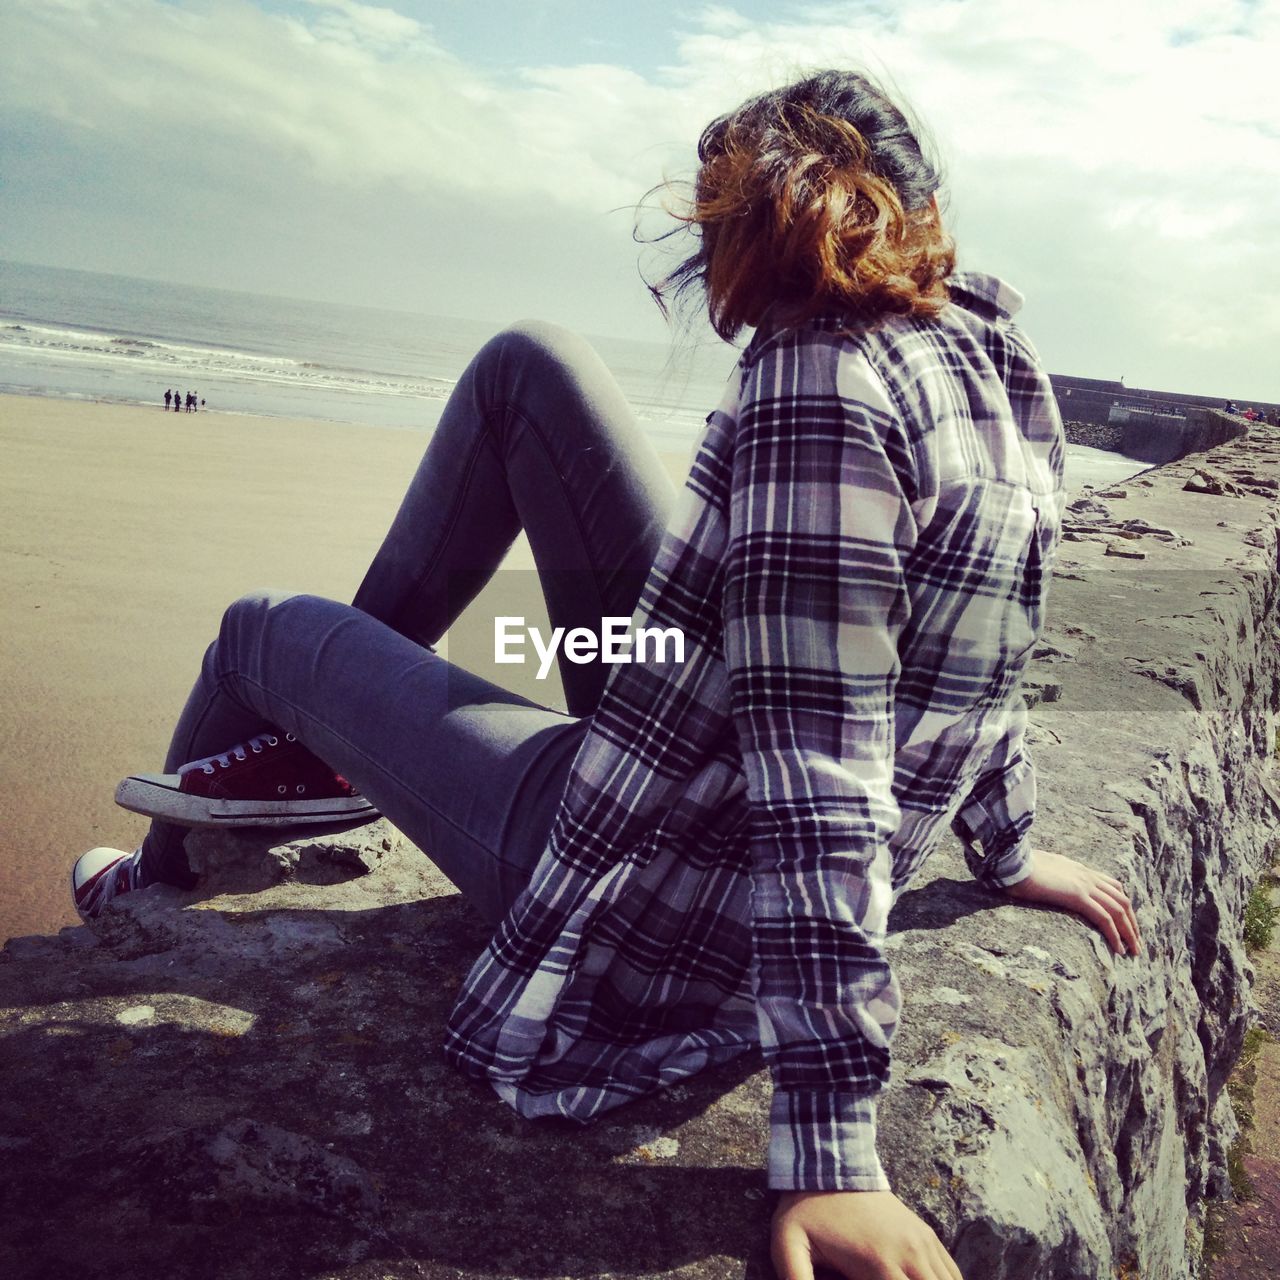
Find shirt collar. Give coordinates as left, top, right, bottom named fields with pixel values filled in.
left=742, top=270, right=1025, bottom=356
left=946, top=271, right=1025, bottom=320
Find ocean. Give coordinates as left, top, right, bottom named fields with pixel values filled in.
left=0, top=257, right=1145, bottom=489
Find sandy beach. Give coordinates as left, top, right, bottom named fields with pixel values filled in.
left=0, top=394, right=693, bottom=943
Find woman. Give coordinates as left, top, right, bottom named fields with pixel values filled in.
left=72, top=70, right=1140, bottom=1280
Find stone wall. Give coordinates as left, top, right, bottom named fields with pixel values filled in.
left=3, top=429, right=1280, bottom=1279
left=1119, top=407, right=1251, bottom=465
left=1064, top=410, right=1250, bottom=465
left=1050, top=372, right=1280, bottom=431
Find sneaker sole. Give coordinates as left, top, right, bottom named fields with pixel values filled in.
left=115, top=774, right=379, bottom=828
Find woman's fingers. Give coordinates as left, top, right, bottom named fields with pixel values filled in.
left=1096, top=885, right=1143, bottom=953
left=1113, top=891, right=1142, bottom=955
left=771, top=1191, right=962, bottom=1280
left=1087, top=888, right=1141, bottom=955
left=1089, top=880, right=1142, bottom=954
left=930, top=1237, right=964, bottom=1280
left=772, top=1225, right=815, bottom=1280
left=772, top=1228, right=815, bottom=1280
left=1005, top=849, right=1143, bottom=958
left=895, top=1261, right=939, bottom=1280
left=1121, top=900, right=1142, bottom=955
left=1094, top=879, right=1131, bottom=908
left=901, top=1257, right=958, bottom=1280
left=1082, top=892, right=1126, bottom=954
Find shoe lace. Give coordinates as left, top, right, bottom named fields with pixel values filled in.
left=81, top=848, right=144, bottom=919
left=177, top=731, right=298, bottom=776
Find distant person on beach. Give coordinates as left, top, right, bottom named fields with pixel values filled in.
left=164, top=389, right=172, bottom=411
left=70, top=69, right=1140, bottom=1280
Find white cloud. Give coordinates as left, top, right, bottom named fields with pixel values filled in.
left=0, top=0, right=699, bottom=206
left=662, top=0, right=1280, bottom=392
left=1, top=0, right=1277, bottom=395
left=304, top=0, right=425, bottom=47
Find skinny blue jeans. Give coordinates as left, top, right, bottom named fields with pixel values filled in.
left=140, top=322, right=678, bottom=926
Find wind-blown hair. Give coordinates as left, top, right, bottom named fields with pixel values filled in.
left=646, top=70, right=956, bottom=341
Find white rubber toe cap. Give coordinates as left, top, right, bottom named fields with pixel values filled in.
left=71, top=846, right=131, bottom=894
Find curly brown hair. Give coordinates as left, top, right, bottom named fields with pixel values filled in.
left=647, top=71, right=957, bottom=341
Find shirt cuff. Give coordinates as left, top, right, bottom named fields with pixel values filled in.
left=980, top=831, right=1035, bottom=889
left=952, top=790, right=1035, bottom=889
left=767, top=1090, right=892, bottom=1192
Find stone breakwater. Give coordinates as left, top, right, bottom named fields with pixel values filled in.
left=1064, top=407, right=1249, bottom=466
left=4, top=427, right=1280, bottom=1279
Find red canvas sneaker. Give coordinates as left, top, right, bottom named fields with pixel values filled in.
left=114, top=731, right=378, bottom=828
left=71, top=846, right=145, bottom=922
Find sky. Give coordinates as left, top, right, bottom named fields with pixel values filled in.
left=1, top=0, right=1278, bottom=400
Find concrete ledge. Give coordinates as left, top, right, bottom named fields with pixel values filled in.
left=1120, top=407, right=1250, bottom=465
left=1065, top=409, right=1251, bottom=467
left=4, top=428, right=1280, bottom=1278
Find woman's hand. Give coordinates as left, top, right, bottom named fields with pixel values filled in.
left=771, top=1189, right=962, bottom=1280
left=1001, top=847, right=1142, bottom=956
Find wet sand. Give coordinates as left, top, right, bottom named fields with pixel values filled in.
left=0, top=395, right=692, bottom=942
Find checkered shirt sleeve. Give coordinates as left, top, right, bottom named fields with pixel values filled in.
left=950, top=688, right=1038, bottom=889
left=722, top=330, right=916, bottom=1191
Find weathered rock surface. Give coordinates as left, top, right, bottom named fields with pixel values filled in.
left=1062, top=420, right=1127, bottom=453
left=5, top=427, right=1280, bottom=1279
left=1209, top=870, right=1280, bottom=1276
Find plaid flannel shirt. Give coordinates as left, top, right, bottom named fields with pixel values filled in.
left=443, top=271, right=1066, bottom=1191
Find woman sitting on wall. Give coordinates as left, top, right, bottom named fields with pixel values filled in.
left=74, top=69, right=1141, bottom=1280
